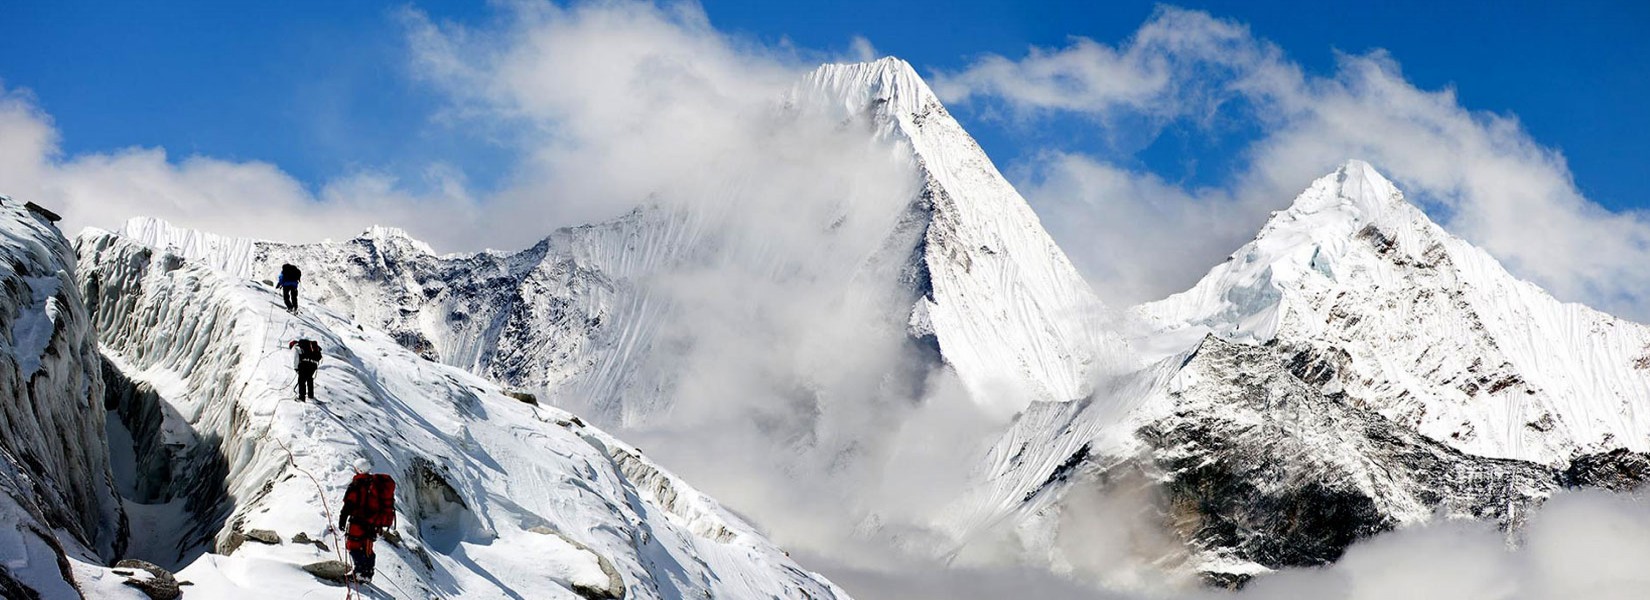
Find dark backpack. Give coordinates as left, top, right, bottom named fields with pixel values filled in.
left=298, top=340, right=323, bottom=364
left=281, top=263, right=302, bottom=283
left=361, top=474, right=396, bottom=528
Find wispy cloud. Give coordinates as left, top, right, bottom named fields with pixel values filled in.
left=938, top=6, right=1650, bottom=320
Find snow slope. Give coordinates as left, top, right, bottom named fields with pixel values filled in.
left=1140, top=160, right=1650, bottom=465
left=78, top=227, right=851, bottom=599
left=0, top=196, right=131, bottom=598
left=119, top=57, right=1117, bottom=425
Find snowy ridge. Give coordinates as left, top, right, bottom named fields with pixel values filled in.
left=1140, top=160, right=1650, bottom=465
left=120, top=216, right=258, bottom=278
left=77, top=227, right=852, bottom=599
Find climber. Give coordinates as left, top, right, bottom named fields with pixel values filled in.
left=288, top=338, right=322, bottom=402
left=277, top=263, right=302, bottom=312
left=338, top=457, right=396, bottom=583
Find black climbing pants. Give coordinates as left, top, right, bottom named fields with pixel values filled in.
left=296, top=364, right=316, bottom=400
left=347, top=521, right=377, bottom=578
left=281, top=285, right=299, bottom=311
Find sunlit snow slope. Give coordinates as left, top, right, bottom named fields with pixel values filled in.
left=78, top=227, right=851, bottom=599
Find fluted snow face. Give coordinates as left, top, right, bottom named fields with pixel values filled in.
left=1140, top=160, right=1650, bottom=465
left=76, top=227, right=851, bottom=600
left=120, top=216, right=258, bottom=278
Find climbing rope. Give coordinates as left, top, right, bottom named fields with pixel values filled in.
left=243, top=298, right=370, bottom=599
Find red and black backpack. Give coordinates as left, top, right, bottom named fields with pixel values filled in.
left=359, top=473, right=396, bottom=528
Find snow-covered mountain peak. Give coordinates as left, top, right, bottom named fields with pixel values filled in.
left=1139, top=160, right=1432, bottom=343
left=802, top=56, right=1125, bottom=415
left=357, top=224, right=437, bottom=256
left=1138, top=160, right=1650, bottom=465
left=1279, top=159, right=1403, bottom=223
left=804, top=56, right=938, bottom=119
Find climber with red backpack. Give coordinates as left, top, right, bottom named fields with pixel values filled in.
left=339, top=457, right=395, bottom=583
left=288, top=338, right=323, bottom=402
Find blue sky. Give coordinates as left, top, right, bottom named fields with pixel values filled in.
left=3, top=0, right=1649, bottom=316
left=4, top=0, right=1646, bottom=209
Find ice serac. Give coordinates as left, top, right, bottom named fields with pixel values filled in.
left=76, top=227, right=852, bottom=600
left=0, top=198, right=127, bottom=597
left=808, top=57, right=1117, bottom=416
left=1140, top=160, right=1650, bottom=465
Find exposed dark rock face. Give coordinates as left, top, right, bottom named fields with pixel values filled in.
left=1048, top=337, right=1589, bottom=584
left=1561, top=449, right=1650, bottom=492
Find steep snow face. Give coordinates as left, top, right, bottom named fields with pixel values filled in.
left=808, top=58, right=1120, bottom=416
left=1139, top=161, right=1650, bottom=465
left=78, top=228, right=851, bottom=600
left=0, top=198, right=127, bottom=596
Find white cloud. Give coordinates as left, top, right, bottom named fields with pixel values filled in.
left=939, top=7, right=1650, bottom=320
left=0, top=81, right=484, bottom=250
left=1242, top=490, right=1650, bottom=600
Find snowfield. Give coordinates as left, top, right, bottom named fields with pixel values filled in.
left=77, top=227, right=851, bottom=599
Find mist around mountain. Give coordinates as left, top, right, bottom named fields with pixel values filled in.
left=0, top=5, right=1646, bottom=596
left=86, top=56, right=1650, bottom=600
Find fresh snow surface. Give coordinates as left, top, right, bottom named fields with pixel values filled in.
left=78, top=227, right=851, bottom=599
left=1139, top=160, right=1650, bottom=465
